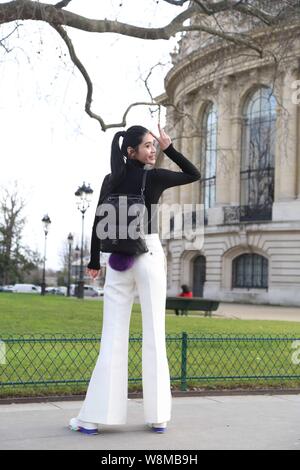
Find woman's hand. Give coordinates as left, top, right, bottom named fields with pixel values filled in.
left=86, top=268, right=101, bottom=280
left=150, top=124, right=172, bottom=151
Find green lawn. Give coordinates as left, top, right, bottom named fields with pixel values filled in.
left=1, top=293, right=300, bottom=336
left=1, top=293, right=300, bottom=398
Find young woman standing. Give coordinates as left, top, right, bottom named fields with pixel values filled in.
left=69, top=124, right=200, bottom=435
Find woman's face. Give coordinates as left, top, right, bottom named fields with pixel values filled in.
left=127, top=132, right=157, bottom=165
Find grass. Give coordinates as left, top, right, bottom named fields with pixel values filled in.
left=1, top=293, right=300, bottom=336
left=1, top=293, right=300, bottom=398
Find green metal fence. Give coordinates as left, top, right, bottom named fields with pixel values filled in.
left=1, top=333, right=300, bottom=395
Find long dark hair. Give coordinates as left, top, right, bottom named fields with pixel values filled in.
left=106, top=125, right=149, bottom=196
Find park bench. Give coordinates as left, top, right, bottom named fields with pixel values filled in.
left=165, top=296, right=219, bottom=317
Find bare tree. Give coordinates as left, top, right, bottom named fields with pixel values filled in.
left=0, top=1, right=299, bottom=130
left=0, top=182, right=41, bottom=284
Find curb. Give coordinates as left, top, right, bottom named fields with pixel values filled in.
left=1, top=388, right=300, bottom=405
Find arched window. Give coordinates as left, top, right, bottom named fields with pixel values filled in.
left=240, top=86, right=276, bottom=221
left=200, top=102, right=217, bottom=223
left=232, top=253, right=268, bottom=289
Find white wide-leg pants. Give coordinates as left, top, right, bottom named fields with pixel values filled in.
left=77, top=233, right=172, bottom=425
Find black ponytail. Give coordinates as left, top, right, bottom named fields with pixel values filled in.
left=106, top=125, right=149, bottom=194
left=110, top=131, right=126, bottom=174
left=106, top=131, right=127, bottom=194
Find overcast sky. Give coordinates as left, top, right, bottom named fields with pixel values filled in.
left=0, top=0, right=183, bottom=271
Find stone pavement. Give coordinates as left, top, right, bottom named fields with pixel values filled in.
left=0, top=394, right=300, bottom=450
left=87, top=296, right=300, bottom=322
left=214, top=302, right=300, bottom=322
left=165, top=301, right=300, bottom=322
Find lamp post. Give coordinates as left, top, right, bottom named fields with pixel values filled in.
left=75, top=182, right=93, bottom=299
left=41, top=214, right=51, bottom=296
left=67, top=232, right=74, bottom=297
left=74, top=244, right=80, bottom=294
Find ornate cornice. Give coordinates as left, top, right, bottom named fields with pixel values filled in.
left=165, top=21, right=300, bottom=102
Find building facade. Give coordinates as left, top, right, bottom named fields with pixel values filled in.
left=157, top=3, right=300, bottom=306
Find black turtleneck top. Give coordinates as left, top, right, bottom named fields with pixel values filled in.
left=87, top=144, right=201, bottom=270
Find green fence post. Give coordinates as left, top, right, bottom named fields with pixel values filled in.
left=181, top=332, right=188, bottom=391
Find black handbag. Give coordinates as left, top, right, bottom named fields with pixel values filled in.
left=98, top=170, right=149, bottom=255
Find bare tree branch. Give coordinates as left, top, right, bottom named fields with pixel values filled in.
left=181, top=24, right=263, bottom=56
left=0, top=2, right=297, bottom=53
left=1, top=1, right=298, bottom=40
left=0, top=22, right=20, bottom=52
left=0, top=1, right=197, bottom=39
left=55, top=0, right=73, bottom=9
left=1, top=1, right=299, bottom=131
left=142, top=62, right=169, bottom=102
left=51, top=22, right=163, bottom=131
left=51, top=21, right=195, bottom=131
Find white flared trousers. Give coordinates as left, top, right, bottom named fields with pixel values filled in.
left=77, top=233, right=172, bottom=425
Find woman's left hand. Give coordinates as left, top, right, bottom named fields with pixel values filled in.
left=86, top=268, right=101, bottom=279
left=150, top=124, right=172, bottom=151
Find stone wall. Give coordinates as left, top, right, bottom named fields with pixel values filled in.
left=158, top=17, right=300, bottom=306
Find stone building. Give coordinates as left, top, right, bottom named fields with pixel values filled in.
left=156, top=1, right=300, bottom=306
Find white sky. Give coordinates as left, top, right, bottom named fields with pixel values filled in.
left=0, top=0, right=184, bottom=270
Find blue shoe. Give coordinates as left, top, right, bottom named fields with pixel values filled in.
left=147, top=422, right=167, bottom=433
left=69, top=417, right=99, bottom=435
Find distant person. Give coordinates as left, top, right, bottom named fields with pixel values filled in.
left=175, top=285, right=193, bottom=316
left=179, top=284, right=193, bottom=298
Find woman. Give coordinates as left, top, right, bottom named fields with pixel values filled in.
left=69, top=124, right=200, bottom=435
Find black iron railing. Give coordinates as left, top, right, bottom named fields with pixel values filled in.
left=224, top=166, right=274, bottom=224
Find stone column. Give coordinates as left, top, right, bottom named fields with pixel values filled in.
left=230, top=115, right=243, bottom=206
left=216, top=87, right=232, bottom=205
left=167, top=105, right=181, bottom=207
left=208, top=79, right=234, bottom=225
left=273, top=67, right=300, bottom=221
left=159, top=106, right=181, bottom=240
left=179, top=100, right=194, bottom=206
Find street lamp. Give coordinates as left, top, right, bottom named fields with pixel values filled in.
left=67, top=232, right=74, bottom=297
left=75, top=182, right=93, bottom=299
left=41, top=214, right=51, bottom=296
left=74, top=244, right=80, bottom=292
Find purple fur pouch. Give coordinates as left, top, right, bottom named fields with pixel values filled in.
left=108, top=253, right=136, bottom=271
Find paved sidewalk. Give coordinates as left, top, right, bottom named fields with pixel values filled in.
left=87, top=297, right=300, bottom=321
left=215, top=302, right=300, bottom=322
left=0, top=395, right=300, bottom=450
